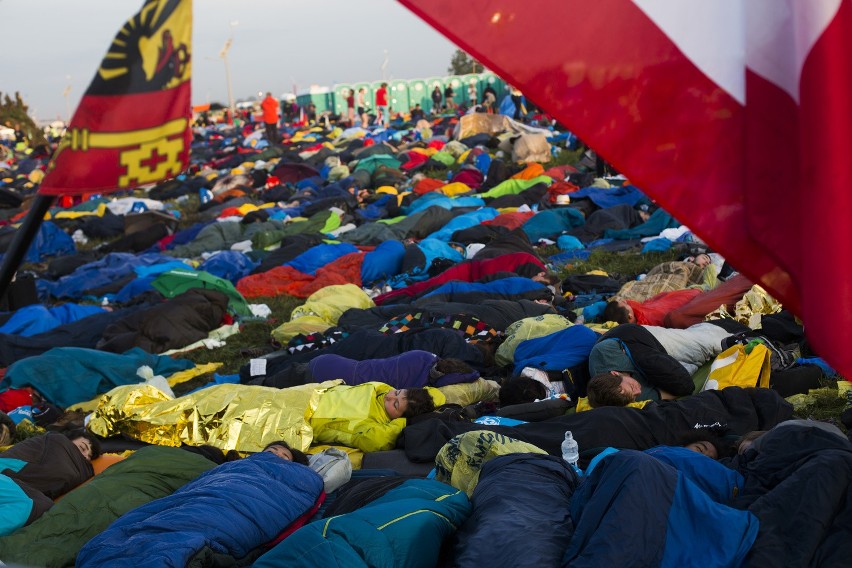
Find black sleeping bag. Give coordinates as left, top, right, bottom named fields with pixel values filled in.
left=400, top=387, right=793, bottom=466
left=728, top=422, right=852, bottom=567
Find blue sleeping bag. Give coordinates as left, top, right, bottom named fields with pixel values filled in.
left=361, top=240, right=405, bottom=285
left=512, top=324, right=599, bottom=374
left=522, top=207, right=585, bottom=242
left=77, top=453, right=324, bottom=568
left=0, top=304, right=105, bottom=337
left=253, top=478, right=470, bottom=568
left=286, top=243, right=359, bottom=276
left=420, top=276, right=546, bottom=302
left=0, top=347, right=193, bottom=407
left=564, top=450, right=758, bottom=567
left=425, top=207, right=499, bottom=242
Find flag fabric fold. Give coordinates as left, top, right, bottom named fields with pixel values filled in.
left=39, top=0, right=192, bottom=196
left=398, top=0, right=852, bottom=377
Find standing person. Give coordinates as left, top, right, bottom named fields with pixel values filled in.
left=510, top=87, right=526, bottom=122
left=345, top=89, right=356, bottom=127
left=431, top=85, right=443, bottom=113
left=467, top=81, right=478, bottom=108
left=261, top=92, right=279, bottom=143
left=483, top=84, right=497, bottom=113
left=444, top=83, right=455, bottom=111
left=375, top=82, right=390, bottom=127
left=357, top=87, right=369, bottom=128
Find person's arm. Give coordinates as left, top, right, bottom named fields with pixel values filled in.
left=634, top=351, right=696, bottom=397
left=314, top=418, right=406, bottom=453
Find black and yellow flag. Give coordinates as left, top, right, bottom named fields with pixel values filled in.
left=39, top=0, right=192, bottom=196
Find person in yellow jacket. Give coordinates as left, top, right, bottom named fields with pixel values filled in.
left=309, top=382, right=441, bottom=453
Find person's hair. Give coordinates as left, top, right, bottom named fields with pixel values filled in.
left=180, top=444, right=227, bottom=464
left=472, top=340, right=500, bottom=368
left=434, top=358, right=475, bottom=375
left=677, top=429, right=735, bottom=459
left=499, top=378, right=547, bottom=406
left=586, top=373, right=635, bottom=408
left=263, top=440, right=309, bottom=466
left=403, top=388, right=435, bottom=418
left=537, top=272, right=560, bottom=286
left=603, top=301, right=632, bottom=324
left=736, top=430, right=767, bottom=453
left=65, top=429, right=102, bottom=460
left=381, top=82, right=388, bottom=87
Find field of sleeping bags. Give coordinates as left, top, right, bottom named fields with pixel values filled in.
left=1, top=111, right=851, bottom=567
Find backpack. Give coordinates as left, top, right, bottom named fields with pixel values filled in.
left=722, top=332, right=799, bottom=372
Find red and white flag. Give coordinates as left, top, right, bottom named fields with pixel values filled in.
left=400, top=0, right=852, bottom=377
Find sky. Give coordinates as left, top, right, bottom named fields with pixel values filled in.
left=0, top=0, right=460, bottom=121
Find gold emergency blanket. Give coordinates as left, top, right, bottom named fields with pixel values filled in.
left=87, top=381, right=341, bottom=453
left=706, top=285, right=783, bottom=329
left=435, top=430, right=547, bottom=497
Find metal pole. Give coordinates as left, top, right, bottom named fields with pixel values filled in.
left=0, top=194, right=54, bottom=299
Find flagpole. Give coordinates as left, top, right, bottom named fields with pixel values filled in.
left=0, top=194, right=54, bottom=298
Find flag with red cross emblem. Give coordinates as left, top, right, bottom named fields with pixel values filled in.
left=39, top=0, right=192, bottom=196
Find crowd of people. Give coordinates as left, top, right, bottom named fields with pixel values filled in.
left=0, top=74, right=850, bottom=566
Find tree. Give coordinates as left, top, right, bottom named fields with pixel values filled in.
left=0, top=91, right=47, bottom=147
left=447, top=49, right=482, bottom=75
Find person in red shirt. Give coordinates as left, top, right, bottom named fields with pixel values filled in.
left=260, top=92, right=280, bottom=143
left=375, top=83, right=390, bottom=127
left=345, top=88, right=355, bottom=126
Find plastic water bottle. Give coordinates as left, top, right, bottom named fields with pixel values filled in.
left=561, top=431, right=582, bottom=476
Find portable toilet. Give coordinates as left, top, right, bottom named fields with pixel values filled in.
left=408, top=79, right=430, bottom=112
left=333, top=84, right=354, bottom=115
left=389, top=80, right=410, bottom=116
left=461, top=73, right=481, bottom=106
left=297, top=85, right=333, bottom=114
left=445, top=76, right=464, bottom=106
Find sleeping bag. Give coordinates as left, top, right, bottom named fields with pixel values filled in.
left=0, top=445, right=216, bottom=567
left=76, top=452, right=324, bottom=567
left=0, top=432, right=93, bottom=535
left=253, top=479, right=471, bottom=568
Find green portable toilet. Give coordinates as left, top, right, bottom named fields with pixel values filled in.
left=426, top=77, right=446, bottom=113
left=333, top=84, right=354, bottom=115
left=445, top=76, right=464, bottom=107
left=297, top=87, right=333, bottom=114
left=408, top=79, right=429, bottom=112
left=389, top=80, right=410, bottom=116
left=461, top=73, right=481, bottom=106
